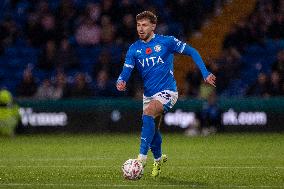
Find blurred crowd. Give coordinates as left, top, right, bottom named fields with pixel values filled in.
left=0, top=0, right=283, bottom=99
left=246, top=49, right=284, bottom=97
left=185, top=0, right=284, bottom=98
left=0, top=0, right=226, bottom=99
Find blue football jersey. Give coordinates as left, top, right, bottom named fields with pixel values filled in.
left=118, top=34, right=187, bottom=97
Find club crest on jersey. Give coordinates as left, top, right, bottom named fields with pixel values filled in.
left=154, top=45, right=161, bottom=52
left=146, top=47, right=152, bottom=54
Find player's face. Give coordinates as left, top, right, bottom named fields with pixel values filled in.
left=137, top=19, right=156, bottom=41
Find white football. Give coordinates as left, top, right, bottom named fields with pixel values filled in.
left=122, top=159, right=144, bottom=180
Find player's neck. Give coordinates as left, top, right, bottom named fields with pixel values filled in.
left=142, top=33, right=155, bottom=43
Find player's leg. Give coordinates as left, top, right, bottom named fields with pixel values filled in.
left=138, top=100, right=163, bottom=165
left=157, top=114, right=163, bottom=130
left=150, top=115, right=163, bottom=160
left=150, top=116, right=168, bottom=177
left=150, top=128, right=162, bottom=160
left=150, top=90, right=178, bottom=176
left=150, top=91, right=176, bottom=160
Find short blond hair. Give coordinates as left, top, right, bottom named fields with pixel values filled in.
left=136, top=11, right=157, bottom=24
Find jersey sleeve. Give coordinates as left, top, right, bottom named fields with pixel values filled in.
left=167, top=36, right=210, bottom=79
left=117, top=47, right=136, bottom=83
left=182, top=44, right=210, bottom=79
left=167, top=36, right=186, bottom=54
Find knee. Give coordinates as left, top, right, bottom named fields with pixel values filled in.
left=143, top=100, right=163, bottom=117
left=143, top=108, right=155, bottom=117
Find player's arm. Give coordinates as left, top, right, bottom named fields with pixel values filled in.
left=181, top=45, right=216, bottom=87
left=116, top=49, right=135, bottom=91
left=168, top=36, right=216, bottom=87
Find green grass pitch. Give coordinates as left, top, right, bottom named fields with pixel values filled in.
left=0, top=133, right=283, bottom=188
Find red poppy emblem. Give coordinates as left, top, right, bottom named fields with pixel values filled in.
left=146, top=48, right=152, bottom=54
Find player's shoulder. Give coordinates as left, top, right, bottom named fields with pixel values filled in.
left=155, top=34, right=177, bottom=44
left=127, top=40, right=142, bottom=52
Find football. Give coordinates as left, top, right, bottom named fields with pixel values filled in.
left=122, top=159, right=144, bottom=180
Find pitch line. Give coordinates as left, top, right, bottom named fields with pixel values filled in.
left=0, top=165, right=106, bottom=168
left=172, top=166, right=284, bottom=169
left=0, top=183, right=283, bottom=188
left=0, top=165, right=283, bottom=169
left=0, top=155, right=279, bottom=162
left=0, top=157, right=116, bottom=162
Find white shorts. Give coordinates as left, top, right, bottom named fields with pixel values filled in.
left=143, top=90, right=178, bottom=113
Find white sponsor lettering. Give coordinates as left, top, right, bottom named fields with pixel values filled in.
left=19, top=108, right=67, bottom=127
left=222, top=109, right=267, bottom=126
left=138, top=56, right=164, bottom=67
left=164, top=109, right=196, bottom=129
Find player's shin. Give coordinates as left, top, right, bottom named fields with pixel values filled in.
left=139, top=115, right=155, bottom=161
left=150, top=130, right=162, bottom=161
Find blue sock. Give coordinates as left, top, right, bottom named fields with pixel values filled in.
left=150, top=130, right=162, bottom=159
left=139, top=115, right=155, bottom=155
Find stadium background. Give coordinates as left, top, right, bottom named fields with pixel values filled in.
left=0, top=0, right=283, bottom=188
left=0, top=0, right=282, bottom=133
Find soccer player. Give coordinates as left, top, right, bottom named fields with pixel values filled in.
left=116, top=11, right=216, bottom=177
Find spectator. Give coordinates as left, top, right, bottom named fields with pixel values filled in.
left=38, top=13, right=60, bottom=45
left=56, top=0, right=78, bottom=37
left=215, top=48, right=242, bottom=91
left=185, top=69, right=202, bottom=97
left=246, top=72, right=270, bottom=97
left=55, top=38, right=80, bottom=71
left=93, top=50, right=111, bottom=78
left=101, top=0, right=117, bottom=22
left=93, top=70, right=115, bottom=97
left=117, top=0, right=136, bottom=19
left=75, top=17, right=101, bottom=46
left=38, top=40, right=57, bottom=71
left=155, top=18, right=170, bottom=35
left=34, top=79, right=56, bottom=99
left=116, top=14, right=136, bottom=45
left=167, top=0, right=203, bottom=36
left=268, top=71, right=282, bottom=96
left=282, top=82, right=284, bottom=95
left=16, top=68, right=37, bottom=98
left=69, top=73, right=92, bottom=98
left=0, top=17, right=18, bottom=48
left=35, top=0, right=50, bottom=17
left=135, top=0, right=151, bottom=14
left=53, top=72, right=70, bottom=99
left=24, top=12, right=42, bottom=47
left=86, top=2, right=101, bottom=22
left=93, top=49, right=120, bottom=80
left=223, top=21, right=250, bottom=52
left=200, top=90, right=222, bottom=134
left=268, top=13, right=284, bottom=39
left=100, top=15, right=116, bottom=45
left=133, top=86, right=143, bottom=100
left=272, top=49, right=284, bottom=83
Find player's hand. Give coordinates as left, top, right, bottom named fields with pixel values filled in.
left=116, top=80, right=127, bottom=91
left=205, top=73, right=216, bottom=87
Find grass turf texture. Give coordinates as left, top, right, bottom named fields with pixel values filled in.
left=0, top=133, right=283, bottom=188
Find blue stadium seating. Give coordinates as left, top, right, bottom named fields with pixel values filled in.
left=222, top=40, right=284, bottom=96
